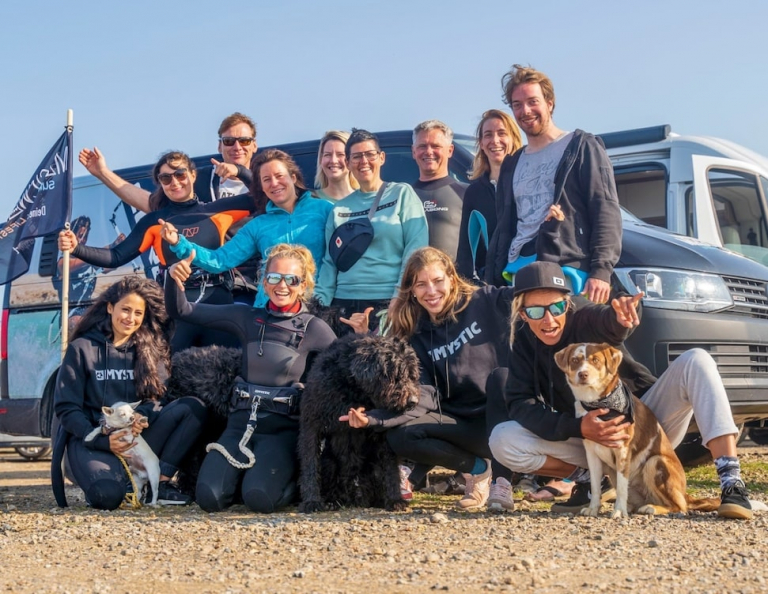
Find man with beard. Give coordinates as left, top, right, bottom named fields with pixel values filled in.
left=485, top=65, right=621, bottom=305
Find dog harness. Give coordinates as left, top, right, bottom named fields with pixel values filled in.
left=579, top=380, right=635, bottom=423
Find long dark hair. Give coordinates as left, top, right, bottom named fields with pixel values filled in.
left=148, top=151, right=197, bottom=211
left=249, top=149, right=307, bottom=215
left=72, top=276, right=173, bottom=399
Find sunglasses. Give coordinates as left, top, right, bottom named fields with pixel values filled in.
left=349, top=150, right=380, bottom=163
left=220, top=136, right=255, bottom=147
left=523, top=299, right=568, bottom=320
left=157, top=168, right=189, bottom=185
left=264, top=272, right=303, bottom=287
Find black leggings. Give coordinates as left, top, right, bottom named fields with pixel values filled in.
left=65, top=397, right=207, bottom=510
left=172, top=285, right=239, bottom=351
left=195, top=409, right=299, bottom=513
left=386, top=412, right=491, bottom=486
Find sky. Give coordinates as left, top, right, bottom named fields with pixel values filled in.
left=1, top=0, right=767, bottom=217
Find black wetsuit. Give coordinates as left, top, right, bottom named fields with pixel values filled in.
left=72, top=194, right=254, bottom=351
left=164, top=279, right=336, bottom=513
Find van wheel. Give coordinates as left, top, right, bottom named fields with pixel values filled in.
left=748, top=427, right=768, bottom=445
left=15, top=446, right=51, bottom=460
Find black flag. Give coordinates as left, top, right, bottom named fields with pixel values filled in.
left=0, top=129, right=73, bottom=285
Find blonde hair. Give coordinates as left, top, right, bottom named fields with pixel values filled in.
left=508, top=293, right=526, bottom=346
left=262, top=243, right=317, bottom=302
left=314, top=130, right=359, bottom=191
left=389, top=247, right=477, bottom=340
left=469, top=109, right=522, bottom=180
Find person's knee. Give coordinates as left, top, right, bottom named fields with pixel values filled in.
left=85, top=479, right=125, bottom=511
left=242, top=488, right=278, bottom=513
left=489, top=422, right=542, bottom=474
left=680, top=347, right=714, bottom=370
left=195, top=481, right=230, bottom=513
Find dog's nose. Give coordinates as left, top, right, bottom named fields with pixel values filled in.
left=578, top=370, right=589, bottom=381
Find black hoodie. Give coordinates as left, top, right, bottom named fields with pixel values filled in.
left=504, top=298, right=657, bottom=442
left=367, top=285, right=515, bottom=429
left=54, top=329, right=154, bottom=452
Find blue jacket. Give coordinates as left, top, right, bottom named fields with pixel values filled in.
left=171, top=191, right=333, bottom=306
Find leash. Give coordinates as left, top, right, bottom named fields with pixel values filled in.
left=115, top=453, right=143, bottom=510
left=206, top=398, right=258, bottom=469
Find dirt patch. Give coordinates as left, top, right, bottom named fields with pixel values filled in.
left=1, top=444, right=767, bottom=593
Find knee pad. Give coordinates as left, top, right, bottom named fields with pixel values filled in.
left=85, top=479, right=125, bottom=511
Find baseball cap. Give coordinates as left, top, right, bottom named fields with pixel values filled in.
left=514, top=261, right=570, bottom=294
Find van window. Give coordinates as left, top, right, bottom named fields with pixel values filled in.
left=707, top=168, right=768, bottom=266
left=614, top=166, right=667, bottom=228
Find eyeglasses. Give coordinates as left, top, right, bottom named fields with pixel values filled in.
left=349, top=150, right=380, bottom=163
left=523, top=299, right=568, bottom=320
left=264, top=272, right=303, bottom=287
left=220, top=136, right=255, bottom=147
left=157, top=168, right=189, bottom=185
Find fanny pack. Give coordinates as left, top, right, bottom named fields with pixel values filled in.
left=329, top=182, right=388, bottom=272
left=230, top=382, right=302, bottom=416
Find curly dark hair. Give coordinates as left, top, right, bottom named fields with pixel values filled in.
left=72, top=276, right=173, bottom=400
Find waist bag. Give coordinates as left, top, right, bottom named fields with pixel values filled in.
left=230, top=382, right=302, bottom=416
left=328, top=182, right=388, bottom=272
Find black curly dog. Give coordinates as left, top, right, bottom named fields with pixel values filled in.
left=165, top=345, right=243, bottom=494
left=298, top=333, right=421, bottom=512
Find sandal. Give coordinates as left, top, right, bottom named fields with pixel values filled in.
left=524, top=479, right=574, bottom=502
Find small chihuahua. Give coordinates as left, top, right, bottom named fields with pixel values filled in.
left=85, top=401, right=160, bottom=506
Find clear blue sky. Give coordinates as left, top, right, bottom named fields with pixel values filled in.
left=2, top=0, right=767, bottom=217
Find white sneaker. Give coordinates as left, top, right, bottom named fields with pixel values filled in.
left=456, top=460, right=492, bottom=509
left=487, top=477, right=515, bottom=512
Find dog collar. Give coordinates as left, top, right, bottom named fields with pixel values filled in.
left=580, top=380, right=634, bottom=423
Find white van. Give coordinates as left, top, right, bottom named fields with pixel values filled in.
left=604, top=124, right=768, bottom=266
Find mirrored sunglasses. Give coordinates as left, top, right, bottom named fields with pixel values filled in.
left=157, top=168, right=189, bottom=185
left=523, top=299, right=568, bottom=320
left=264, top=272, right=303, bottom=287
left=220, top=136, right=255, bottom=147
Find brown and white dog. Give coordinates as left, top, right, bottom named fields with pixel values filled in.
left=554, top=342, right=719, bottom=518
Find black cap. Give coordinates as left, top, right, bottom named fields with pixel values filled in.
left=514, top=261, right=570, bottom=294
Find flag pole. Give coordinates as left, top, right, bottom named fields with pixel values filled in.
left=60, top=109, right=73, bottom=361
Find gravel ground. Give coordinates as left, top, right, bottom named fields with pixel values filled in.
left=1, top=444, right=767, bottom=594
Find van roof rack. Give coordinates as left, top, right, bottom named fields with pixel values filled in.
left=598, top=124, right=671, bottom=150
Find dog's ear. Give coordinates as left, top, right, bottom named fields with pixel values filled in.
left=599, top=343, right=623, bottom=375
left=102, top=406, right=114, bottom=416
left=553, top=344, right=573, bottom=372
left=129, top=401, right=142, bottom=410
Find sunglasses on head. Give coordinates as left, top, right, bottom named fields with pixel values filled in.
left=157, top=168, right=188, bottom=185
left=220, top=136, right=255, bottom=147
left=264, top=272, right=303, bottom=287
left=523, top=299, right=568, bottom=320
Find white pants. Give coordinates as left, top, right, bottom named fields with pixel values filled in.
left=489, top=349, right=739, bottom=474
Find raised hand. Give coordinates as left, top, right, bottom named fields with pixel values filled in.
left=611, top=292, right=643, bottom=328
left=211, top=158, right=239, bottom=181
left=339, top=407, right=370, bottom=429
left=159, top=218, right=180, bottom=246
left=339, top=306, right=374, bottom=335
left=168, top=250, right=196, bottom=290
left=78, top=147, right=109, bottom=178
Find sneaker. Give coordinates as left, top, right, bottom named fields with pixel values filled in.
left=399, top=465, right=413, bottom=501
left=550, top=477, right=616, bottom=514
left=718, top=481, right=753, bottom=520
left=157, top=481, right=193, bottom=506
left=513, top=474, right=540, bottom=495
left=487, top=477, right=515, bottom=512
left=456, top=460, right=492, bottom=509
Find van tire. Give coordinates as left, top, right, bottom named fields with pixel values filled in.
left=748, top=427, right=768, bottom=445
left=675, top=425, right=745, bottom=467
left=15, top=446, right=51, bottom=460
